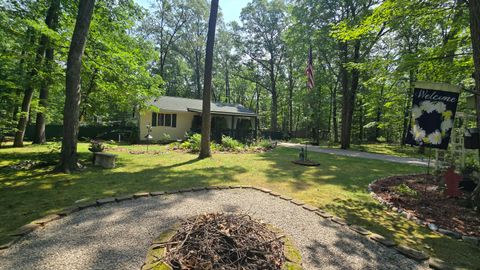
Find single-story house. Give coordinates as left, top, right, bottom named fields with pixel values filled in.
left=138, top=96, right=257, bottom=142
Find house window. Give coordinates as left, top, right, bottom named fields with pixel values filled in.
left=158, top=113, right=164, bottom=126
left=165, top=114, right=172, bottom=126
left=154, top=113, right=176, bottom=127
left=172, top=114, right=177, bottom=127
left=151, top=112, right=157, bottom=127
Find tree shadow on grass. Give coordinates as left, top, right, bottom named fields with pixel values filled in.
left=0, top=190, right=425, bottom=270
left=0, top=152, right=246, bottom=243
left=0, top=191, right=219, bottom=269
left=256, top=147, right=424, bottom=193
left=323, top=198, right=480, bottom=269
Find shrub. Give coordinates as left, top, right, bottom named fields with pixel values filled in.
left=180, top=133, right=202, bottom=152
left=88, top=140, right=105, bottom=153
left=393, top=183, right=418, bottom=197
left=129, top=127, right=139, bottom=144
left=177, top=133, right=221, bottom=153
left=255, top=139, right=276, bottom=150
left=47, top=141, right=61, bottom=154
left=221, top=135, right=244, bottom=151
left=158, top=133, right=172, bottom=144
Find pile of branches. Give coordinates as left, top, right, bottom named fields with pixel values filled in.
left=154, top=213, right=285, bottom=269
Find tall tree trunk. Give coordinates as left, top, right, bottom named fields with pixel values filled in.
left=14, top=34, right=48, bottom=147
left=269, top=58, right=278, bottom=132
left=332, top=81, right=338, bottom=143
left=340, top=42, right=350, bottom=149
left=12, top=40, right=30, bottom=122
left=271, top=89, right=278, bottom=132
left=34, top=0, right=60, bottom=144
left=374, top=85, right=384, bottom=140
left=342, top=40, right=360, bottom=149
left=469, top=0, right=480, bottom=144
left=288, top=60, right=294, bottom=134
left=199, top=0, right=219, bottom=159
left=468, top=0, right=480, bottom=210
left=358, top=97, right=364, bottom=143
left=225, top=59, right=230, bottom=103
left=402, top=69, right=416, bottom=145
left=57, top=0, right=95, bottom=173
left=79, top=68, right=98, bottom=121
left=195, top=50, right=202, bottom=99
left=256, top=83, right=260, bottom=135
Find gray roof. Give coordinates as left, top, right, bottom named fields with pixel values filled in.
left=149, top=96, right=257, bottom=117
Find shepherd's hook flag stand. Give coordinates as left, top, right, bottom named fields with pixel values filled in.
left=404, top=81, right=461, bottom=205
left=145, top=125, right=153, bottom=152
left=291, top=44, right=319, bottom=166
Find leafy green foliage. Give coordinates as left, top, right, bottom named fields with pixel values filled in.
left=179, top=133, right=202, bottom=152
left=88, top=140, right=105, bottom=153
left=220, top=135, right=244, bottom=151
left=394, top=183, right=418, bottom=197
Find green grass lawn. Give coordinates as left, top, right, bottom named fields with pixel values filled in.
left=0, top=142, right=478, bottom=268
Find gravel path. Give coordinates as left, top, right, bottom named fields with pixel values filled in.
left=280, top=142, right=429, bottom=166
left=0, top=189, right=428, bottom=270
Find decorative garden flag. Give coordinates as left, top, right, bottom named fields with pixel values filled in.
left=405, top=81, right=460, bottom=149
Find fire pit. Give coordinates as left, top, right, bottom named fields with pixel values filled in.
left=142, top=213, right=302, bottom=270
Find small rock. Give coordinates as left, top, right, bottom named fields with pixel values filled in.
left=32, top=214, right=61, bottom=225
left=428, top=223, right=438, bottom=231
left=178, top=188, right=194, bottom=193
left=462, top=235, right=479, bottom=246
left=438, top=228, right=461, bottom=239
left=269, top=191, right=281, bottom=197
left=0, top=237, right=18, bottom=250
left=392, top=207, right=398, bottom=212
left=331, top=217, right=347, bottom=226
left=279, top=195, right=293, bottom=201
left=150, top=191, right=166, bottom=196
left=316, top=210, right=333, bottom=219
left=10, top=223, right=41, bottom=236
left=349, top=225, right=371, bottom=235
left=115, top=195, right=133, bottom=202
left=370, top=234, right=396, bottom=247
left=96, top=197, right=116, bottom=205
left=395, top=245, right=429, bottom=261
left=302, top=204, right=317, bottom=211
left=259, top=188, right=272, bottom=193
left=290, top=199, right=304, bottom=206
left=429, top=257, right=454, bottom=270
left=133, top=192, right=150, bottom=198
left=57, top=206, right=79, bottom=216
left=77, top=201, right=97, bottom=210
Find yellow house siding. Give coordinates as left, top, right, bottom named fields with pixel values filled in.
left=139, top=110, right=195, bottom=141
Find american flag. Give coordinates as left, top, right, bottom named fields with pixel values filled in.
left=305, top=46, right=314, bottom=90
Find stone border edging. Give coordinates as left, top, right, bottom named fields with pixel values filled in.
left=1, top=185, right=446, bottom=269
left=368, top=175, right=480, bottom=248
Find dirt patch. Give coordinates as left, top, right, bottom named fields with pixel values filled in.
left=371, top=174, right=480, bottom=237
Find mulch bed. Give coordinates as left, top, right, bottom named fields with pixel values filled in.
left=153, top=213, right=285, bottom=270
left=371, top=174, right=480, bottom=237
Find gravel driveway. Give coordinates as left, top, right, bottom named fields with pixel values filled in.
left=0, top=189, right=428, bottom=270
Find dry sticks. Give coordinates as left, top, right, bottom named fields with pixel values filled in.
left=154, top=213, right=285, bottom=270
